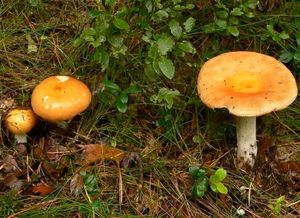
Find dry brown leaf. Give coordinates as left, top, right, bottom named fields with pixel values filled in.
left=70, top=173, right=84, bottom=196
left=32, top=181, right=53, bottom=196
left=276, top=161, right=300, bottom=177
left=78, top=144, right=127, bottom=165
left=3, top=173, right=24, bottom=190
left=3, top=155, right=20, bottom=172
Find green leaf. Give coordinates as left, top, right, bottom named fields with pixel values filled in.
left=116, top=98, right=127, bottom=113
left=89, top=10, right=103, bottom=17
left=214, top=168, right=227, bottom=181
left=279, top=32, right=289, bottom=40
left=210, top=183, right=217, bottom=192
left=193, top=178, right=208, bottom=198
left=231, top=7, right=244, bottom=16
left=124, top=85, right=140, bottom=94
left=93, top=49, right=109, bottom=70
left=119, top=92, right=128, bottom=104
left=169, top=19, right=182, bottom=39
left=113, top=18, right=130, bottom=30
left=215, top=182, right=228, bottom=194
left=184, top=17, right=196, bottom=32
left=108, top=35, right=124, bottom=47
left=215, top=19, right=227, bottom=29
left=296, top=33, right=300, bottom=47
left=294, top=49, right=300, bottom=61
left=104, top=80, right=121, bottom=92
left=152, top=10, right=168, bottom=22
left=158, top=57, right=175, bottom=79
left=227, top=26, right=239, bottom=37
left=157, top=34, right=175, bottom=55
left=105, top=0, right=116, bottom=7
left=178, top=41, right=196, bottom=54
left=189, top=166, right=200, bottom=179
left=216, top=10, right=228, bottom=19
left=279, top=52, right=294, bottom=63
left=151, top=88, right=180, bottom=109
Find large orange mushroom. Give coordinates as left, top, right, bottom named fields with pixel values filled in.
left=198, top=51, right=297, bottom=169
left=31, top=76, right=92, bottom=122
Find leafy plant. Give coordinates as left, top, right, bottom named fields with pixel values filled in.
left=150, top=87, right=180, bottom=109
left=189, top=166, right=228, bottom=198
left=268, top=196, right=285, bottom=216
left=202, top=0, right=258, bottom=37
left=189, top=166, right=209, bottom=198
left=80, top=171, right=99, bottom=195
left=209, top=168, right=228, bottom=194
left=101, top=80, right=140, bottom=113
left=280, top=33, right=300, bottom=72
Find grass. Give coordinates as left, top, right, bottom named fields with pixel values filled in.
left=1, top=0, right=300, bottom=217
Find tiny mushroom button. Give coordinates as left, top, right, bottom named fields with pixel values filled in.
left=5, top=108, right=37, bottom=143
left=31, top=76, right=92, bottom=122
left=197, top=51, right=298, bottom=170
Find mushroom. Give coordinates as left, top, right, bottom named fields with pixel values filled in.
left=5, top=108, right=37, bottom=143
left=31, top=76, right=92, bottom=123
left=197, top=51, right=298, bottom=169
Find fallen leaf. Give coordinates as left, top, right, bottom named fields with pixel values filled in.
left=3, top=155, right=20, bottom=172
left=276, top=161, right=300, bottom=177
left=78, top=144, right=127, bottom=165
left=32, top=181, right=53, bottom=196
left=3, top=172, right=24, bottom=191
left=70, top=173, right=84, bottom=196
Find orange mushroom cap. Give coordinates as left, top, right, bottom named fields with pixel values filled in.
left=198, top=51, right=298, bottom=117
left=31, top=76, right=92, bottom=122
left=5, top=108, right=36, bottom=134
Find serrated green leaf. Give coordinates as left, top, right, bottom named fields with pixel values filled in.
left=178, top=41, right=196, bottom=54
left=169, top=19, right=182, bottom=39
left=113, top=18, right=130, bottom=30
left=184, top=17, right=196, bottom=32
left=157, top=35, right=175, bottom=55
left=227, top=26, right=239, bottom=37
left=215, top=182, right=228, bottom=194
left=158, top=57, right=175, bottom=79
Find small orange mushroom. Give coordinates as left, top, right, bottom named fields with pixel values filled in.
left=198, top=51, right=298, bottom=169
left=5, top=108, right=37, bottom=143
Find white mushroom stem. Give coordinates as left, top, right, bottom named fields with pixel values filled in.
left=236, top=116, right=257, bottom=169
left=14, top=134, right=28, bottom=143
